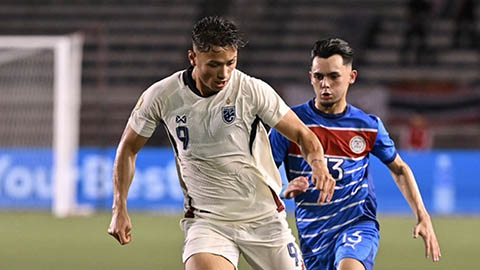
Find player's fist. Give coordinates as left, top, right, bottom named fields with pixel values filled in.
left=310, top=161, right=335, bottom=204
left=284, top=176, right=310, bottom=199
left=108, top=209, right=133, bottom=245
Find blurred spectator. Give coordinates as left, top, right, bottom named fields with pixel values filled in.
left=452, top=0, right=478, bottom=49
left=400, top=113, right=433, bottom=150
left=400, top=0, right=433, bottom=65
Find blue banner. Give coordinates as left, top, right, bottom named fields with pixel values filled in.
left=0, top=149, right=53, bottom=209
left=0, top=148, right=478, bottom=214
left=371, top=150, right=479, bottom=215
left=77, top=148, right=184, bottom=211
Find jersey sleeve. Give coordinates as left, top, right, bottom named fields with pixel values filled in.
left=248, top=78, right=290, bottom=128
left=371, top=116, right=398, bottom=164
left=127, top=83, right=163, bottom=137
left=268, top=128, right=291, bottom=168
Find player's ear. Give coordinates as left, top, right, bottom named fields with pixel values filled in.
left=188, top=50, right=196, bottom=66
left=349, top=69, right=357, bottom=84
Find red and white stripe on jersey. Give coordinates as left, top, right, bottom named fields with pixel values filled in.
left=289, top=125, right=378, bottom=158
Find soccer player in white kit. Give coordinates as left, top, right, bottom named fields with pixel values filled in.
left=108, top=16, right=335, bottom=270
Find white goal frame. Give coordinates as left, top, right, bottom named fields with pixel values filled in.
left=0, top=34, right=84, bottom=217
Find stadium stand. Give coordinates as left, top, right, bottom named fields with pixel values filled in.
left=1, top=0, right=478, bottom=147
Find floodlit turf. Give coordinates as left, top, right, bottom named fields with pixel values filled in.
left=1, top=212, right=476, bottom=270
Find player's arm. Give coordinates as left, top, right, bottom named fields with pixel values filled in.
left=273, top=110, right=335, bottom=203
left=108, top=125, right=149, bottom=245
left=269, top=127, right=309, bottom=199
left=387, top=154, right=441, bottom=262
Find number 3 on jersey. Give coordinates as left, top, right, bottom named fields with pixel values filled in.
left=326, top=157, right=344, bottom=181
left=176, top=126, right=189, bottom=150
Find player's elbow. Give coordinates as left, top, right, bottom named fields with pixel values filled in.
left=391, top=161, right=411, bottom=178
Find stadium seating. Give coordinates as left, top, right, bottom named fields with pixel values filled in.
left=1, top=0, right=478, bottom=147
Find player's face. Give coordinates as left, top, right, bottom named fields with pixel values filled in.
left=310, top=55, right=357, bottom=113
left=189, top=45, right=237, bottom=96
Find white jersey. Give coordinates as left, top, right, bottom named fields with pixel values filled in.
left=128, top=67, right=290, bottom=221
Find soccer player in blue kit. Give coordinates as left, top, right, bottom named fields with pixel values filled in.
left=269, top=38, right=441, bottom=270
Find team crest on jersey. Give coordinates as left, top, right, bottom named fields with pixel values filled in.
left=222, top=106, right=236, bottom=124
left=349, top=135, right=366, bottom=154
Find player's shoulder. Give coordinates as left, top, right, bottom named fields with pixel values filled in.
left=347, top=104, right=382, bottom=129
left=234, top=68, right=258, bottom=83
left=144, top=70, right=184, bottom=98
left=234, top=68, right=272, bottom=92
left=291, top=100, right=311, bottom=113
left=287, top=100, right=315, bottom=123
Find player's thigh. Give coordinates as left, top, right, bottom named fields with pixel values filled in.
left=337, top=258, right=366, bottom=270
left=181, top=218, right=240, bottom=269
left=185, top=253, right=235, bottom=270
left=241, top=238, right=304, bottom=270
left=239, top=212, right=305, bottom=270
left=334, top=221, right=379, bottom=270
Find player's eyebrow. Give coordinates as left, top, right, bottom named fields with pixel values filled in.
left=313, top=71, right=340, bottom=76
left=207, top=57, right=237, bottom=65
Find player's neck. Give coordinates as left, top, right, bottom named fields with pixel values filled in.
left=196, top=83, right=213, bottom=97
left=191, top=68, right=215, bottom=97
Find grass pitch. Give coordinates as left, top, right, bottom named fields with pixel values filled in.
left=1, top=212, right=476, bottom=269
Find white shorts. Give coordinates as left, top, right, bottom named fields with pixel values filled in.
left=180, top=211, right=304, bottom=270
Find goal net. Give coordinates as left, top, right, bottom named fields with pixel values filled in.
left=0, top=34, right=83, bottom=217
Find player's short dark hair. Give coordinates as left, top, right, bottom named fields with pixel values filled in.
left=311, top=38, right=354, bottom=65
left=192, top=16, right=246, bottom=52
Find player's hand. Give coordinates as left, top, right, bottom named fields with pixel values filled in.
left=413, top=216, right=441, bottom=262
left=311, top=161, right=335, bottom=204
left=284, top=176, right=310, bottom=199
left=108, top=208, right=133, bottom=245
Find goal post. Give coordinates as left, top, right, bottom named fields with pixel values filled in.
left=0, top=34, right=84, bottom=217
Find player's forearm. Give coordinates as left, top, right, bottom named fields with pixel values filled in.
left=391, top=166, right=429, bottom=220
left=112, top=148, right=137, bottom=211
left=274, top=110, right=327, bottom=166
left=297, top=128, right=326, bottom=167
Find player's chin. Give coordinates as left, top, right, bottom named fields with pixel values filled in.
left=211, top=84, right=226, bottom=91
left=319, top=100, right=335, bottom=108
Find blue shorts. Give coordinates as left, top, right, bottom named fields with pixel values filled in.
left=303, top=220, right=379, bottom=270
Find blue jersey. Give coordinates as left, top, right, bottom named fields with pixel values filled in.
left=269, top=99, right=397, bottom=258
